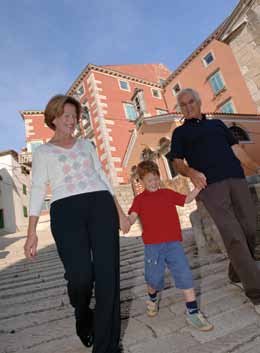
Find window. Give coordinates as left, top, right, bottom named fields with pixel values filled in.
left=119, top=80, right=130, bottom=91
left=159, top=78, right=166, bottom=85
left=124, top=103, right=137, bottom=121
left=82, top=106, right=91, bottom=126
left=132, top=89, right=146, bottom=116
left=0, top=209, right=4, bottom=228
left=77, top=85, right=85, bottom=96
left=156, top=108, right=168, bottom=115
left=30, top=141, right=43, bottom=153
left=133, top=95, right=141, bottom=113
left=229, top=126, right=250, bottom=142
left=209, top=71, right=225, bottom=94
left=219, top=99, right=235, bottom=114
left=151, top=88, right=161, bottom=99
left=172, top=83, right=181, bottom=96
left=203, top=52, right=214, bottom=66
left=23, top=206, right=28, bottom=218
left=22, top=184, right=27, bottom=195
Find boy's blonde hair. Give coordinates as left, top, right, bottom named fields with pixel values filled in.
left=137, top=160, right=160, bottom=180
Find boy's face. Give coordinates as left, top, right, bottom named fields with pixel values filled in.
left=142, top=172, right=160, bottom=192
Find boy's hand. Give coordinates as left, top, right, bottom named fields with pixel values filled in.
left=119, top=214, right=131, bottom=234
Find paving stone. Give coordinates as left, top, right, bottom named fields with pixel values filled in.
left=121, top=318, right=154, bottom=346
left=134, top=307, right=186, bottom=337
left=128, top=332, right=197, bottom=353
left=1, top=227, right=260, bottom=353
left=182, top=305, right=260, bottom=344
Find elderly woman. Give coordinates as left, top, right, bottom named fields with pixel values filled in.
left=24, top=95, right=128, bottom=353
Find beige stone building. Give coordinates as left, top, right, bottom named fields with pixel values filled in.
left=219, top=0, right=260, bottom=112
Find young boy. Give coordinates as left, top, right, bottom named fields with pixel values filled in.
left=128, top=160, right=213, bottom=331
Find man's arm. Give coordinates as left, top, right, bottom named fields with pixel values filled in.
left=173, top=159, right=207, bottom=189
left=232, top=145, right=260, bottom=175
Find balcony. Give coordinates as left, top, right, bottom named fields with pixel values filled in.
left=19, top=151, right=32, bottom=166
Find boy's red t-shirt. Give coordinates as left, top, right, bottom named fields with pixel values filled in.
left=128, top=188, right=186, bottom=244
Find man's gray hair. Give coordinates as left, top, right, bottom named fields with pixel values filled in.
left=177, top=88, right=201, bottom=105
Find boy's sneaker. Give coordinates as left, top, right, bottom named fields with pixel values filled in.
left=146, top=300, right=159, bottom=317
left=186, top=310, right=214, bottom=332
left=146, top=291, right=161, bottom=317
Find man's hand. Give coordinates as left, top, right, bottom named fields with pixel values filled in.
left=188, top=168, right=207, bottom=189
left=24, top=232, right=38, bottom=260
left=119, top=214, right=131, bottom=234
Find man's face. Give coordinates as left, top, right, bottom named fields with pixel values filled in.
left=178, top=92, right=201, bottom=119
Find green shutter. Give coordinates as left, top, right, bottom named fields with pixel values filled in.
left=0, top=210, right=4, bottom=228
left=23, top=206, right=28, bottom=218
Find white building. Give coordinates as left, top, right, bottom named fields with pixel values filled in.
left=0, top=150, right=30, bottom=234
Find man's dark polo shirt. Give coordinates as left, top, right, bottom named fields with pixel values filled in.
left=169, top=116, right=244, bottom=184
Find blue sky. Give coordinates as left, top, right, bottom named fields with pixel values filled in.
left=0, top=0, right=238, bottom=152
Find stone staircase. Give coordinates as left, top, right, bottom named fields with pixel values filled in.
left=2, top=227, right=260, bottom=353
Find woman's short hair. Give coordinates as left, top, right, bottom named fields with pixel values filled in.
left=44, top=95, right=81, bottom=130
left=137, top=160, right=160, bottom=180
left=177, top=88, right=201, bottom=105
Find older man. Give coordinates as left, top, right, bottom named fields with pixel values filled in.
left=169, top=88, right=260, bottom=312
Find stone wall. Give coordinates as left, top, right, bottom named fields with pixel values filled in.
left=228, top=0, right=260, bottom=112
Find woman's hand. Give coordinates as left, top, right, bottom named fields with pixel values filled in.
left=24, top=232, right=38, bottom=260
left=119, top=214, right=131, bottom=234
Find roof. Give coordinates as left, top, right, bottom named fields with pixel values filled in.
left=218, top=0, right=256, bottom=41
left=101, top=63, right=171, bottom=83
left=123, top=111, right=260, bottom=166
left=144, top=111, right=260, bottom=124
left=0, top=150, right=18, bottom=160
left=20, top=111, right=44, bottom=120
left=67, top=63, right=169, bottom=95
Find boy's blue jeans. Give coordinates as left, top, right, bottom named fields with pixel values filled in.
left=144, top=241, right=193, bottom=291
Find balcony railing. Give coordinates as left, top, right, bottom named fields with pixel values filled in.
left=19, top=152, right=32, bottom=166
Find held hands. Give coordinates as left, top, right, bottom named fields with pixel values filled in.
left=24, top=232, right=38, bottom=260
left=189, top=168, right=207, bottom=189
left=119, top=214, right=131, bottom=234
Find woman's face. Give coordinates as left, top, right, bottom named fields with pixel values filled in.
left=53, top=103, right=78, bottom=135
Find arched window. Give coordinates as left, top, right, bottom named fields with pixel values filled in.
left=229, top=126, right=250, bottom=142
